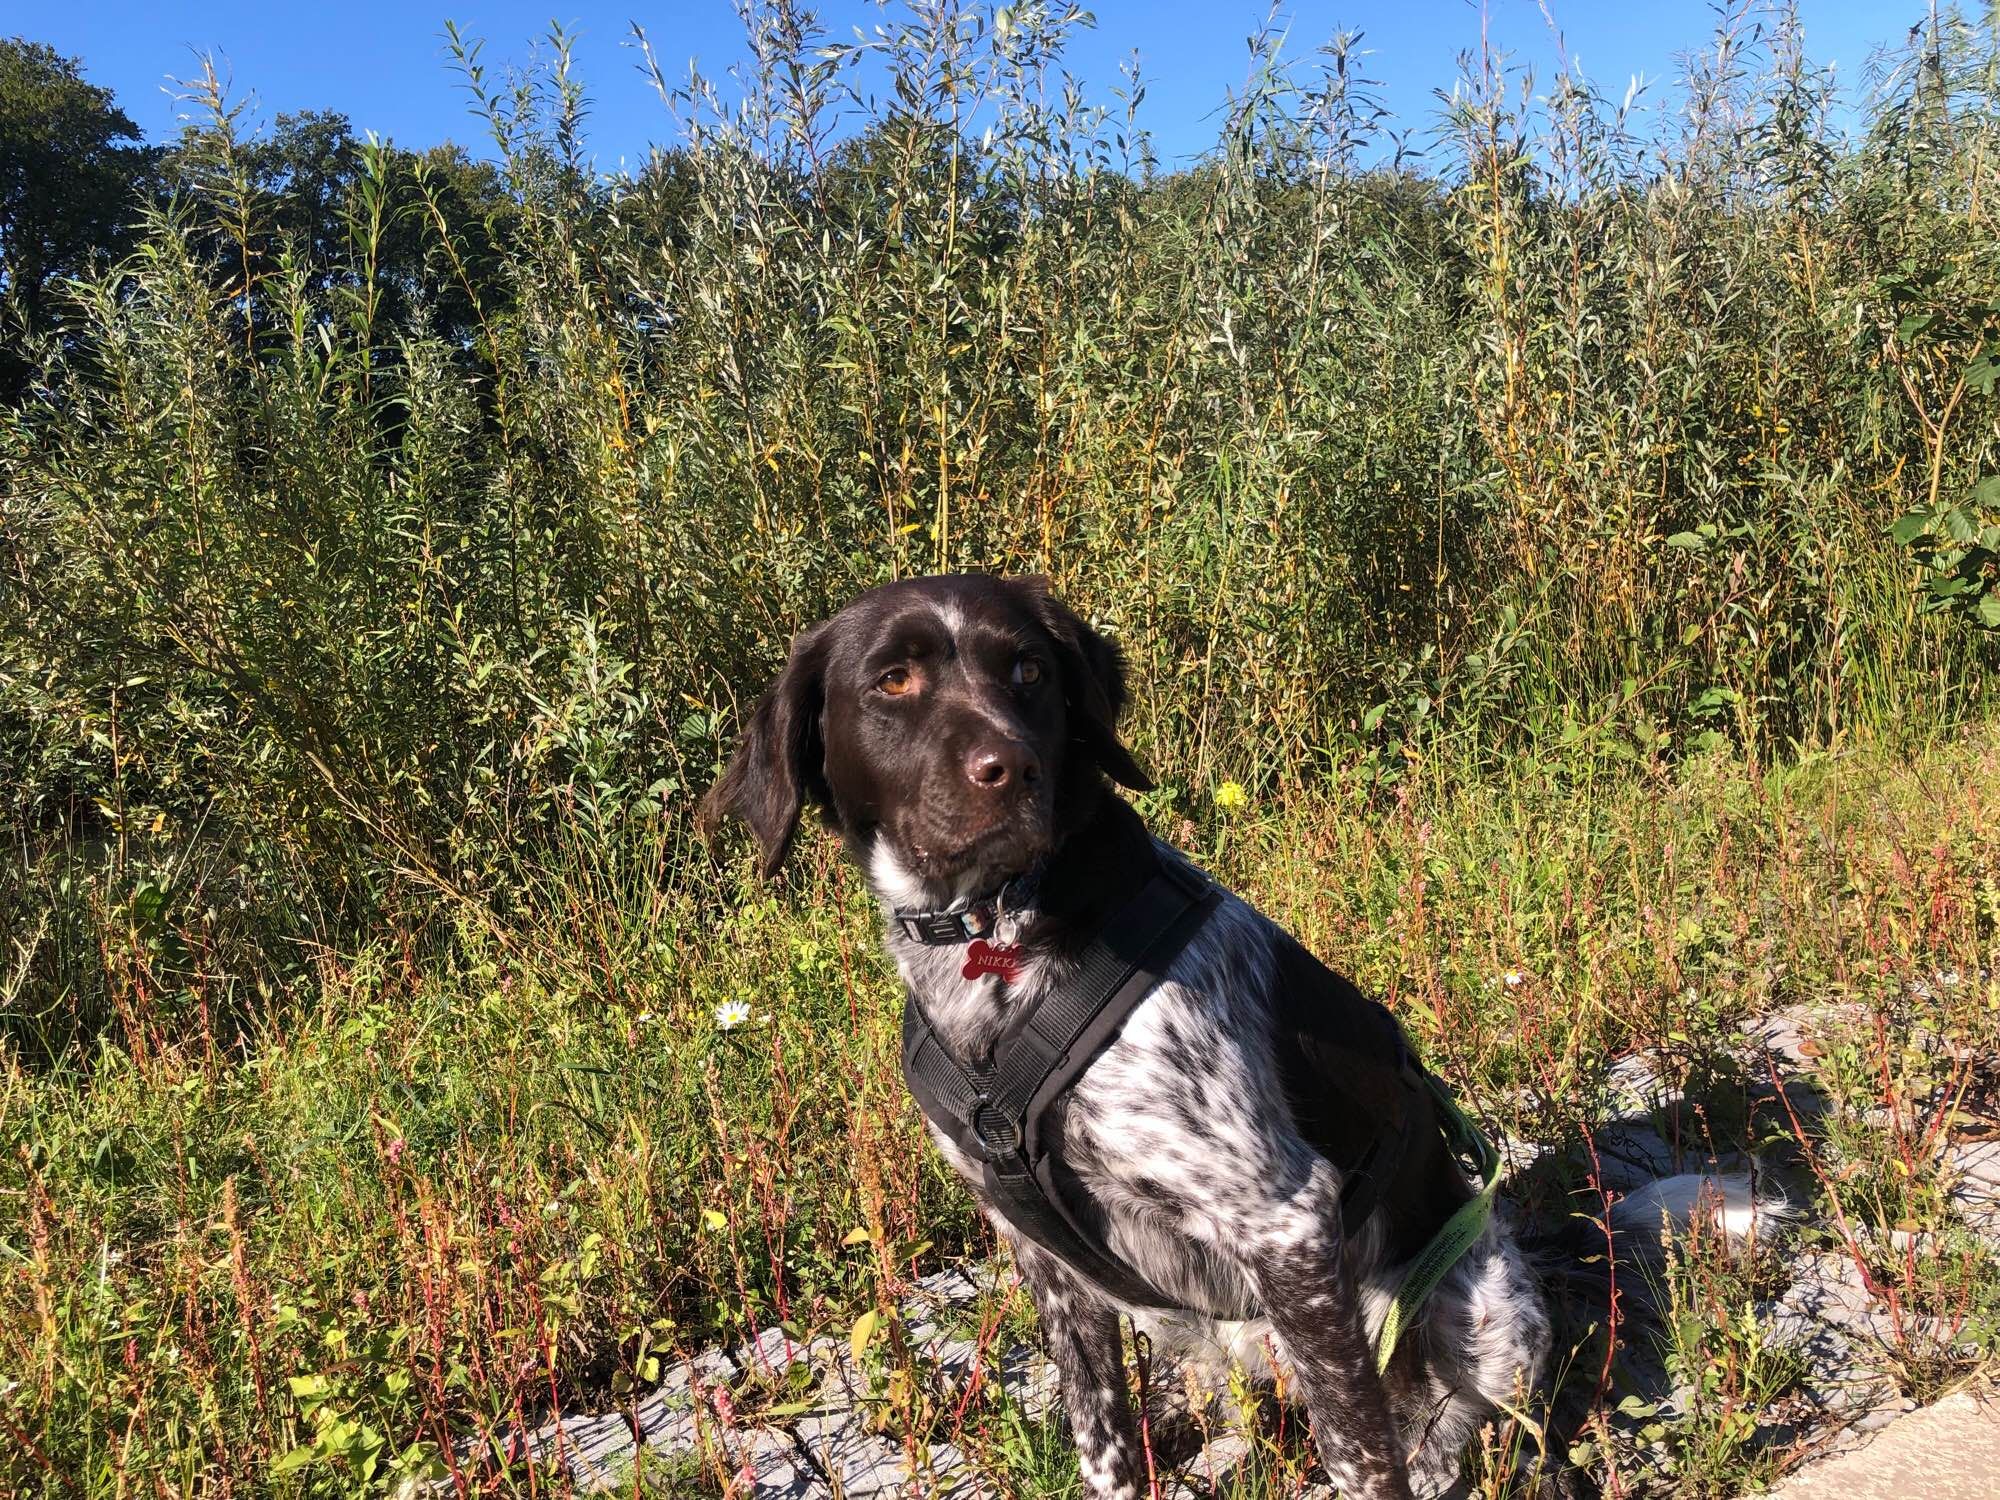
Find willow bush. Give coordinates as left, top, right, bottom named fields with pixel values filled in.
left=4, top=1, right=1999, bottom=1050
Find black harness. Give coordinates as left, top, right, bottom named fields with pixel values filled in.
left=898, top=855, right=1428, bottom=1312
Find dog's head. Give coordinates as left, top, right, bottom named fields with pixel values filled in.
left=699, top=574, right=1151, bottom=899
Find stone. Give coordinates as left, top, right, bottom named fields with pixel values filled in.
left=627, top=1383, right=700, bottom=1456
left=732, top=1326, right=831, bottom=1381
left=1849, top=1396, right=1918, bottom=1435
left=1163, top=1428, right=1253, bottom=1498
left=1744, top=1007, right=1820, bottom=1068
left=724, top=1427, right=825, bottom=1500
left=1587, top=1120, right=1681, bottom=1190
left=792, top=1410, right=915, bottom=1497
left=903, top=1270, right=981, bottom=1347
left=1605, top=1051, right=1674, bottom=1116
left=994, top=1342, right=1061, bottom=1418
left=1948, top=1136, right=2000, bottom=1233
left=1767, top=1391, right=2000, bottom=1498
left=518, top=1409, right=639, bottom=1490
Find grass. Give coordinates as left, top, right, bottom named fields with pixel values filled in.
left=9, top=725, right=2000, bottom=1495
left=6, top=0, right=2000, bottom=1493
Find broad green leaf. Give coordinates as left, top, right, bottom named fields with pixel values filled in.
left=1890, top=512, right=1935, bottom=545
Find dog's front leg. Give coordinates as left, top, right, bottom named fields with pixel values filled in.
left=1012, top=1240, right=1145, bottom=1500
left=1233, top=1159, right=1413, bottom=1500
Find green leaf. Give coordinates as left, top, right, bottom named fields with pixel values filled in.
left=1665, top=531, right=1703, bottom=550
left=130, top=881, right=166, bottom=928
left=1890, top=512, right=1936, bottom=545
left=270, top=1446, right=319, bottom=1477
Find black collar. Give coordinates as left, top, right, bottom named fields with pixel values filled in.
left=894, top=864, right=1044, bottom=946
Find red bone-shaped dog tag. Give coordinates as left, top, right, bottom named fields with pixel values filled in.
left=962, top=939, right=1024, bottom=984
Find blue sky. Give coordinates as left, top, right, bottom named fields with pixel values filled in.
left=25, top=2, right=1926, bottom=171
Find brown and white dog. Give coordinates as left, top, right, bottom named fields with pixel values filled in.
left=701, top=573, right=1556, bottom=1500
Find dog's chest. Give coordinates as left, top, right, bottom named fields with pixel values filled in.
left=887, top=901, right=1285, bottom=1325
left=887, top=920, right=1060, bottom=1062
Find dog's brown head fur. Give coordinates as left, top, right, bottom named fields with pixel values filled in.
left=699, top=574, right=1151, bottom=890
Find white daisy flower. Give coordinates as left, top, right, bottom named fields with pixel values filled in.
left=714, top=1000, right=752, bottom=1031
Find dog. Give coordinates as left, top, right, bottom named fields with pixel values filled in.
left=701, top=573, right=1591, bottom=1499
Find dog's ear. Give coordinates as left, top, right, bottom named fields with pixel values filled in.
left=1017, top=578, right=1154, bottom=793
left=698, top=624, right=831, bottom=878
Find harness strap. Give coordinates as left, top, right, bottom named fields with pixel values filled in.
left=902, top=858, right=1218, bottom=1309
left=901, top=858, right=1505, bottom=1345
left=1372, top=1074, right=1505, bottom=1372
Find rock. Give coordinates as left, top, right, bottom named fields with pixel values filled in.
left=1588, top=1120, right=1680, bottom=1190
left=1606, top=1051, right=1674, bottom=1116
left=1850, top=1396, right=1918, bottom=1435
left=469, top=1000, right=1998, bottom=1499
left=903, top=1269, right=982, bottom=1348
left=1744, top=1007, right=1823, bottom=1069
left=791, top=1410, right=920, bottom=1497
left=1163, top=1428, right=1252, bottom=1498
left=1766, top=1391, right=2000, bottom=1498
left=724, top=1427, right=826, bottom=1500
left=518, top=1408, right=644, bottom=1490
left=733, top=1326, right=832, bottom=1381
left=629, top=1403, right=700, bottom=1462
left=994, top=1341, right=1061, bottom=1418
left=1947, top=1137, right=2000, bottom=1233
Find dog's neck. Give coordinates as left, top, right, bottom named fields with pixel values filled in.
left=868, top=787, right=1160, bottom=1064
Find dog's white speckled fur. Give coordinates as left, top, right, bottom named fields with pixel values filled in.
left=877, top=837, right=1551, bottom=1500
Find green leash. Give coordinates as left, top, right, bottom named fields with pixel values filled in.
left=1372, top=1074, right=1505, bottom=1373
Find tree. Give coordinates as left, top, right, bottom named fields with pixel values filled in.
left=0, top=38, right=156, bottom=376
left=162, top=108, right=517, bottom=355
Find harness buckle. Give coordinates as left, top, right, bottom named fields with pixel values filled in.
left=898, top=904, right=1000, bottom=944
left=901, top=910, right=966, bottom=943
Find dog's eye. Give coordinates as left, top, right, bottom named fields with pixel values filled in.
left=1013, top=657, right=1043, bottom=687
left=877, top=667, right=915, bottom=696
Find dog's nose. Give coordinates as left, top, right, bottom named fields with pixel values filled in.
left=965, top=740, right=1041, bottom=792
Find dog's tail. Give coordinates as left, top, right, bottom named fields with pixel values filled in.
left=1521, top=1169, right=1794, bottom=1496
left=1606, top=1170, right=1795, bottom=1256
